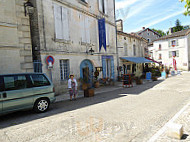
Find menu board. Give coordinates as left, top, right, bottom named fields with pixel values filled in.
left=123, top=74, right=132, bottom=85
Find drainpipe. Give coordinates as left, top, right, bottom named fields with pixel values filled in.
left=113, top=0, right=119, bottom=81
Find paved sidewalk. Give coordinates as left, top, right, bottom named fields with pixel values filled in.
left=55, top=79, right=157, bottom=102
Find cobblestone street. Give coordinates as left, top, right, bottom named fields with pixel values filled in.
left=1, top=73, right=190, bottom=142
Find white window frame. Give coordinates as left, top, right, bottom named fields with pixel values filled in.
left=60, top=59, right=70, bottom=81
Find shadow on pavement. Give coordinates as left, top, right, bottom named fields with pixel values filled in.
left=0, top=80, right=163, bottom=129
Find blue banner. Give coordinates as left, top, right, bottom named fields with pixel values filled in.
left=98, top=18, right=106, bottom=51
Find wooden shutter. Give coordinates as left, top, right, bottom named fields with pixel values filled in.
left=168, top=40, right=171, bottom=47
left=62, top=7, right=69, bottom=40
left=106, top=23, right=109, bottom=45
left=104, top=0, right=108, bottom=15
left=85, top=16, right=90, bottom=43
left=176, top=39, right=179, bottom=46
left=176, top=50, right=179, bottom=57
left=99, top=0, right=103, bottom=12
left=80, top=14, right=86, bottom=42
left=169, top=51, right=172, bottom=58
left=54, top=4, right=63, bottom=39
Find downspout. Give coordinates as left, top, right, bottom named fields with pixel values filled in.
left=113, top=0, right=119, bottom=80
left=41, top=0, right=47, bottom=50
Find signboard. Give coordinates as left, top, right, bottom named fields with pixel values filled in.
left=161, top=71, right=166, bottom=79
left=46, top=56, right=55, bottom=65
left=123, top=74, right=133, bottom=87
left=146, top=72, right=152, bottom=81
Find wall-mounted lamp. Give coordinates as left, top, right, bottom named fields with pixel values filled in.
left=24, top=1, right=34, bottom=16
left=88, top=48, right=95, bottom=55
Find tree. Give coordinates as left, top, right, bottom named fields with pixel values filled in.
left=172, top=19, right=184, bottom=32
left=151, top=28, right=166, bottom=37
left=181, top=0, right=190, bottom=16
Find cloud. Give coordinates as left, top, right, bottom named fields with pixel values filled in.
left=144, top=10, right=185, bottom=28
left=115, top=0, right=140, bottom=10
left=130, top=10, right=185, bottom=32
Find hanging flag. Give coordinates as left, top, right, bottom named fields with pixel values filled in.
left=173, top=58, right=177, bottom=70
left=98, top=18, right=106, bottom=51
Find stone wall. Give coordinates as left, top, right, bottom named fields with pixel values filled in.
left=0, top=0, right=33, bottom=74
left=31, top=0, right=117, bottom=94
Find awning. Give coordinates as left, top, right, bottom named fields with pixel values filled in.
left=120, top=57, right=153, bottom=63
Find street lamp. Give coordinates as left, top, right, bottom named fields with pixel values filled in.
left=24, top=1, right=34, bottom=16
left=88, top=48, right=95, bottom=55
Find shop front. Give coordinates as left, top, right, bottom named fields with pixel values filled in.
left=119, top=57, right=152, bottom=78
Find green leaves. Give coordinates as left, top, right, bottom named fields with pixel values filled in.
left=181, top=0, right=190, bottom=16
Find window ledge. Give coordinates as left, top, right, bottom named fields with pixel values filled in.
left=78, top=0, right=89, bottom=7
left=55, top=39, right=71, bottom=44
left=99, top=11, right=108, bottom=17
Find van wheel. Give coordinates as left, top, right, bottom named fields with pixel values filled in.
left=34, top=98, right=50, bottom=113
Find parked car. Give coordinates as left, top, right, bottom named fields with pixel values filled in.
left=0, top=73, right=56, bottom=115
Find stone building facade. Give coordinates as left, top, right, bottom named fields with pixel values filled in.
left=149, top=29, right=190, bottom=71
left=136, top=27, right=161, bottom=43
left=117, top=31, right=148, bottom=75
left=29, top=0, right=117, bottom=94
left=0, top=0, right=33, bottom=74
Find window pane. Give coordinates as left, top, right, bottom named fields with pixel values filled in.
left=4, top=75, right=27, bottom=91
left=4, top=76, right=15, bottom=91
left=30, top=74, right=50, bottom=87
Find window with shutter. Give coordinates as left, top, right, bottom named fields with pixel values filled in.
left=54, top=4, right=70, bottom=40
left=99, top=0, right=103, bottom=12
left=176, top=39, right=179, bottom=46
left=62, top=7, right=69, bottom=40
left=169, top=51, right=172, bottom=58
left=176, top=50, right=179, bottom=57
left=168, top=41, right=171, bottom=47
left=104, top=0, right=108, bottom=15
left=81, top=14, right=90, bottom=43
left=54, top=4, right=63, bottom=39
left=80, top=14, right=86, bottom=42
left=85, top=16, right=90, bottom=43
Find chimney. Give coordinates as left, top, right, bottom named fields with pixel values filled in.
left=169, top=28, right=173, bottom=35
left=116, top=19, right=123, bottom=32
left=142, top=27, right=145, bottom=30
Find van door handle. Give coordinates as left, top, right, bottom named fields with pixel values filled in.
left=3, top=93, right=7, bottom=98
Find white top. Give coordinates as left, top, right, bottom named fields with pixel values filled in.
left=68, top=79, right=78, bottom=90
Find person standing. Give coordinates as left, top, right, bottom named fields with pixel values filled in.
left=68, top=75, right=78, bottom=101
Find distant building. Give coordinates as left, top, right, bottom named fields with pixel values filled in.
left=148, top=29, right=190, bottom=71
left=136, top=27, right=161, bottom=43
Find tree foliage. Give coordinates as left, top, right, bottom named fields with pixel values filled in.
left=172, top=19, right=184, bottom=32
left=181, top=0, right=190, bottom=16
left=151, top=28, right=166, bottom=37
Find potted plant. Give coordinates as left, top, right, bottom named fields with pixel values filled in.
left=94, top=71, right=100, bottom=88
left=135, top=70, right=143, bottom=85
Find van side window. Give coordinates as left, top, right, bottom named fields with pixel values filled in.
left=0, top=77, right=3, bottom=92
left=4, top=75, right=27, bottom=91
left=30, top=74, right=50, bottom=87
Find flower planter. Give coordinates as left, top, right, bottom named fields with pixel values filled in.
left=136, top=79, right=142, bottom=85
left=84, top=89, right=94, bottom=97
left=94, top=81, right=100, bottom=88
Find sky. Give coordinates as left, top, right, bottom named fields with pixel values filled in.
left=115, top=0, right=190, bottom=33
